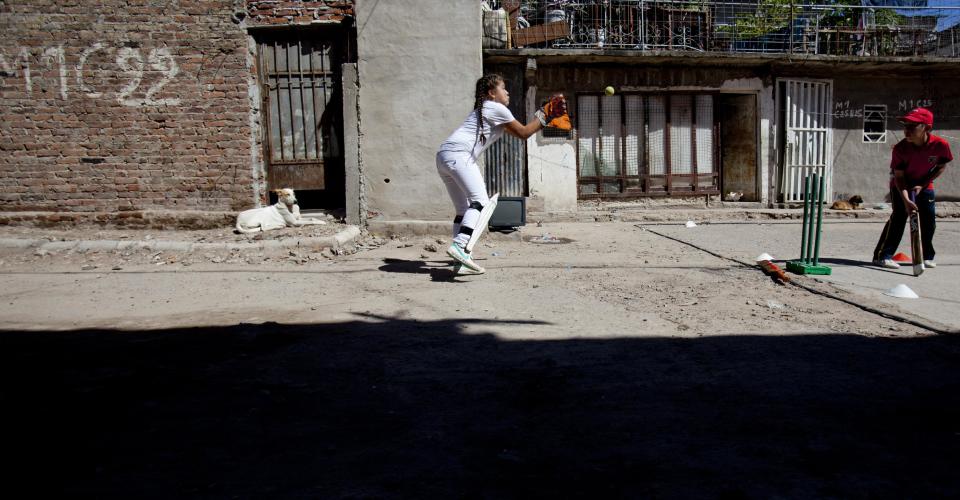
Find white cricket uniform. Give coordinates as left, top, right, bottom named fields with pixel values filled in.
left=436, top=101, right=515, bottom=245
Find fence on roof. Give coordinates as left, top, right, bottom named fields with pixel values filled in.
left=484, top=0, right=960, bottom=57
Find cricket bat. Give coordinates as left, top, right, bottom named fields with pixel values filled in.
left=908, top=191, right=923, bottom=277
left=758, top=260, right=790, bottom=285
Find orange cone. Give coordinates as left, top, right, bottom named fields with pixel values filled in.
left=893, top=252, right=911, bottom=263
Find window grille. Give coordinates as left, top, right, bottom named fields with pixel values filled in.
left=648, top=95, right=667, bottom=177
left=577, top=95, right=600, bottom=194
left=624, top=95, right=643, bottom=190
left=863, top=105, right=887, bottom=143
left=670, top=94, right=693, bottom=175
left=577, top=92, right=719, bottom=198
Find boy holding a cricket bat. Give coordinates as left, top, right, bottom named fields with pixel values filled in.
left=873, top=107, right=952, bottom=269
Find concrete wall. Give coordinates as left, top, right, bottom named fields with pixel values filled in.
left=525, top=70, right=579, bottom=213
left=527, top=63, right=774, bottom=210
left=355, top=0, right=481, bottom=221
left=522, top=60, right=960, bottom=209
left=528, top=137, right=579, bottom=212
left=342, top=63, right=362, bottom=225
left=830, top=76, right=960, bottom=203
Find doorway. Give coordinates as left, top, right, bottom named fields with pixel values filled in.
left=718, top=94, right=759, bottom=201
left=255, top=28, right=347, bottom=210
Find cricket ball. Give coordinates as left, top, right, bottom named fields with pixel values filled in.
left=604, top=86, right=615, bottom=96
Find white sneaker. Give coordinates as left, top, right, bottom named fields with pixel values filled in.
left=923, top=260, right=936, bottom=268
left=873, top=258, right=900, bottom=269
left=446, top=242, right=484, bottom=273
left=454, top=263, right=485, bottom=275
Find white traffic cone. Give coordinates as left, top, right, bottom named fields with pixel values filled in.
left=883, top=284, right=919, bottom=299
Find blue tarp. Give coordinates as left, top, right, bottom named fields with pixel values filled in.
left=862, top=0, right=928, bottom=7
left=862, top=0, right=960, bottom=31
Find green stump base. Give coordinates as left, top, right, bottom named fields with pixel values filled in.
left=786, top=261, right=832, bottom=275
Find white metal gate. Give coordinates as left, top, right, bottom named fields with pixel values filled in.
left=778, top=79, right=833, bottom=202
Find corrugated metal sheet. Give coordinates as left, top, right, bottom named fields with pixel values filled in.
left=483, top=134, right=526, bottom=197
left=482, top=63, right=526, bottom=197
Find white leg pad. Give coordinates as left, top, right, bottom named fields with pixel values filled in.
left=465, top=193, right=499, bottom=254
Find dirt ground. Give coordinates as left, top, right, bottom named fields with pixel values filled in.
left=2, top=222, right=958, bottom=498
left=0, top=217, right=349, bottom=268
left=0, top=213, right=343, bottom=243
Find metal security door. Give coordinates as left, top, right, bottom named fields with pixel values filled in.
left=779, top=79, right=833, bottom=202
left=257, top=31, right=342, bottom=192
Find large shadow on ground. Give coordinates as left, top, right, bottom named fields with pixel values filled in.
left=5, top=317, right=959, bottom=498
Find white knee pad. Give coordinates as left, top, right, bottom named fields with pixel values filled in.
left=465, top=193, right=499, bottom=253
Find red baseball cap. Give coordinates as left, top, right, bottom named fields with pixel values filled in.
left=898, top=107, right=933, bottom=127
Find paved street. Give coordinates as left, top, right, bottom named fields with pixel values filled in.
left=1, top=221, right=958, bottom=497
left=646, top=219, right=960, bottom=333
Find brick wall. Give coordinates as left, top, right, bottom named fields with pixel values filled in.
left=246, top=1, right=354, bottom=25
left=0, top=2, right=249, bottom=213
left=0, top=0, right=354, bottom=216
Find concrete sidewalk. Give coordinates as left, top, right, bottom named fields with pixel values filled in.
left=643, top=219, right=960, bottom=333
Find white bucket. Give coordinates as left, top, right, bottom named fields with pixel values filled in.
left=545, top=9, right=566, bottom=24
left=590, top=28, right=606, bottom=47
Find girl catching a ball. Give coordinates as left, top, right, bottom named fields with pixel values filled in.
left=436, top=74, right=567, bottom=274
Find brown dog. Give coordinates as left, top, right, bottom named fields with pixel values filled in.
left=830, top=195, right=863, bottom=211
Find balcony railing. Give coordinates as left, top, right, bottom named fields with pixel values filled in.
left=484, top=0, right=960, bottom=57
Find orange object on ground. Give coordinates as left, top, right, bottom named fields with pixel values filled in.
left=893, top=252, right=911, bottom=262
left=758, top=260, right=791, bottom=284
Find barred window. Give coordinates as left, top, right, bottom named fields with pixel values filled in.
left=577, top=93, right=718, bottom=198
left=863, top=105, right=886, bottom=143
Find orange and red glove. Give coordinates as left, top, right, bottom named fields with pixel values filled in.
left=535, top=94, right=571, bottom=131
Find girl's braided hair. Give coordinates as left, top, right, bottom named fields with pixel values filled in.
left=473, top=74, right=504, bottom=152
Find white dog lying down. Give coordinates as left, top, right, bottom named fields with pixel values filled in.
left=235, top=188, right=327, bottom=234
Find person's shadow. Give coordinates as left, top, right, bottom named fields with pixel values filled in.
left=815, top=257, right=911, bottom=274
left=379, top=258, right=475, bottom=282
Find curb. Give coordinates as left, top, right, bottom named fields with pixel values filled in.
left=533, top=209, right=960, bottom=224
left=0, top=226, right=363, bottom=253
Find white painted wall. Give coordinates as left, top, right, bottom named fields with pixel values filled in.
left=527, top=137, right=579, bottom=212
left=759, top=84, right=775, bottom=207
left=355, top=0, right=482, bottom=221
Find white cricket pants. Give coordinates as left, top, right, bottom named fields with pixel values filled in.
left=436, top=151, right=491, bottom=247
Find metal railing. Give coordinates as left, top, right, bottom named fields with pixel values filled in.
left=486, top=0, right=960, bottom=57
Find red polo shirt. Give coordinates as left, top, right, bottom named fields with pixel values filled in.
left=889, top=134, right=953, bottom=190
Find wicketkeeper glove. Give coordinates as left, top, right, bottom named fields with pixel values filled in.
left=534, top=94, right=571, bottom=131
left=547, top=114, right=571, bottom=131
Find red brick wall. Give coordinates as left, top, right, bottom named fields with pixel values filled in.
left=246, top=1, right=354, bottom=25
left=0, top=0, right=354, bottom=214
left=0, top=4, right=240, bottom=212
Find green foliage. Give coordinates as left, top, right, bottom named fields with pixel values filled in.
left=728, top=0, right=797, bottom=38
left=720, top=0, right=909, bottom=40
left=818, top=0, right=907, bottom=28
